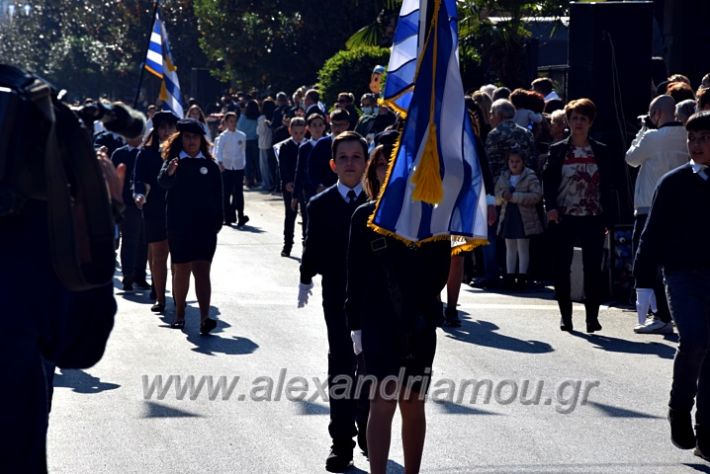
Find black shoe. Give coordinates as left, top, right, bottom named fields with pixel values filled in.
left=560, top=317, right=573, bottom=332
left=150, top=302, right=165, bottom=313
left=586, top=320, right=602, bottom=333
left=200, top=318, right=218, bottom=335
left=237, top=215, right=250, bottom=228
left=668, top=409, right=696, bottom=450
left=122, top=278, right=134, bottom=291
left=280, top=245, right=291, bottom=257
left=470, top=277, right=497, bottom=289
left=170, top=319, right=185, bottom=330
left=444, top=307, right=462, bottom=327
left=134, top=279, right=151, bottom=290
left=325, top=448, right=353, bottom=473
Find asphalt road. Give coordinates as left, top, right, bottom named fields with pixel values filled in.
left=46, top=188, right=708, bottom=474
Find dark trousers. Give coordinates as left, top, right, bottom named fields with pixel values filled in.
left=245, top=140, right=260, bottom=185
left=323, top=302, right=369, bottom=451
left=282, top=188, right=298, bottom=248
left=549, top=215, right=605, bottom=322
left=223, top=169, right=245, bottom=223
left=119, top=206, right=147, bottom=281
left=632, top=214, right=671, bottom=323
left=665, top=269, right=710, bottom=424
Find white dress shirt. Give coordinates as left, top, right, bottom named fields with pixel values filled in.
left=215, top=129, right=247, bottom=170
left=336, top=180, right=363, bottom=203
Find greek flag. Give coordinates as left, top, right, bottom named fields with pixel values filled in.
left=144, top=11, right=184, bottom=118
left=370, top=0, right=487, bottom=247
left=380, top=0, right=427, bottom=116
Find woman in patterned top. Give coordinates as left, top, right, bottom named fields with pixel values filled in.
left=542, top=98, right=617, bottom=333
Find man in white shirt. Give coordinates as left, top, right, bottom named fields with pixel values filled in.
left=215, top=111, right=249, bottom=227
left=626, top=94, right=688, bottom=334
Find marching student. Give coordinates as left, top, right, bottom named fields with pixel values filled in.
left=305, top=109, right=351, bottom=199
left=215, top=111, right=249, bottom=228
left=277, top=117, right=307, bottom=257
left=346, top=141, right=450, bottom=474
left=298, top=131, right=369, bottom=472
left=634, top=111, right=710, bottom=459
left=157, top=119, right=223, bottom=334
left=133, top=111, right=178, bottom=313
left=291, top=113, right=328, bottom=233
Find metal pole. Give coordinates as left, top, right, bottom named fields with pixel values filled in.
left=133, top=0, right=160, bottom=108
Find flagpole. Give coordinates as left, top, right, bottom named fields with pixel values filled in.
left=133, top=0, right=161, bottom=108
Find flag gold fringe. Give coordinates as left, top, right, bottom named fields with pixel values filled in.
left=410, top=122, right=443, bottom=204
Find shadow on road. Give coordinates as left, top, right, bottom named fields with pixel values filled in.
left=572, top=332, right=676, bottom=359
left=587, top=401, right=661, bottom=419
left=686, top=463, right=710, bottom=473
left=294, top=399, right=330, bottom=416
left=432, top=399, right=500, bottom=416
left=442, top=315, right=554, bottom=354
left=53, top=369, right=120, bottom=394
left=142, top=401, right=201, bottom=418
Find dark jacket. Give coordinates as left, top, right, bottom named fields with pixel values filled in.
left=300, top=184, right=367, bottom=303
left=133, top=146, right=166, bottom=221
left=345, top=202, right=450, bottom=332
left=293, top=140, right=315, bottom=198
left=542, top=137, right=619, bottom=226
left=157, top=156, right=223, bottom=235
left=634, top=164, right=710, bottom=284
left=277, top=138, right=300, bottom=188
left=309, top=136, right=337, bottom=193
left=110, top=145, right=139, bottom=208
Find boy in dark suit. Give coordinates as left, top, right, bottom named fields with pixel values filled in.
left=277, top=117, right=306, bottom=256
left=635, top=111, right=710, bottom=459
left=305, top=109, right=351, bottom=199
left=298, top=131, right=369, bottom=472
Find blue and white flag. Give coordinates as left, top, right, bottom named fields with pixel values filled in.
left=380, top=0, right=428, bottom=116
left=144, top=11, right=184, bottom=118
left=370, top=0, right=487, bottom=247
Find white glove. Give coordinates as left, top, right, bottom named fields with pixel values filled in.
left=298, top=282, right=313, bottom=308
left=351, top=330, right=363, bottom=355
left=636, top=288, right=656, bottom=325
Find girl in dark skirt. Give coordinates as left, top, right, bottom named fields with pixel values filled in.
left=133, top=111, right=178, bottom=313
left=346, top=145, right=450, bottom=474
left=157, top=119, right=223, bottom=334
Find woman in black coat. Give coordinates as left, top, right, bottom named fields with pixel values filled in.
left=133, top=111, right=178, bottom=313
left=542, top=98, right=617, bottom=333
left=346, top=145, right=450, bottom=474
left=157, top=119, right=223, bottom=334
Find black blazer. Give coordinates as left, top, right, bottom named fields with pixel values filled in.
left=542, top=137, right=619, bottom=225
left=277, top=138, right=300, bottom=188
left=345, top=202, right=451, bottom=331
left=299, top=184, right=367, bottom=303
left=157, top=156, right=223, bottom=235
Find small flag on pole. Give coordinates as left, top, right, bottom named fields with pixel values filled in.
left=370, top=0, right=487, bottom=248
left=144, top=11, right=184, bottom=118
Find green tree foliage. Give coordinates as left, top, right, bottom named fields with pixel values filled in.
left=317, top=46, right=390, bottom=107
left=0, top=1, right=208, bottom=102
left=193, top=0, right=374, bottom=93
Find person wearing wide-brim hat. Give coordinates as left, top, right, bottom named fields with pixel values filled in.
left=157, top=118, right=223, bottom=334
left=134, top=110, right=179, bottom=313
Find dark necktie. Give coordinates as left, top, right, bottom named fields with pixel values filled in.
left=347, top=189, right=357, bottom=204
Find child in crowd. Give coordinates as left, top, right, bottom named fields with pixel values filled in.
left=495, top=148, right=544, bottom=289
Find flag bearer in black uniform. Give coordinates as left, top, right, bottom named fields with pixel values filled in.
left=298, top=131, right=370, bottom=472
left=346, top=153, right=451, bottom=474
left=157, top=119, right=223, bottom=335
